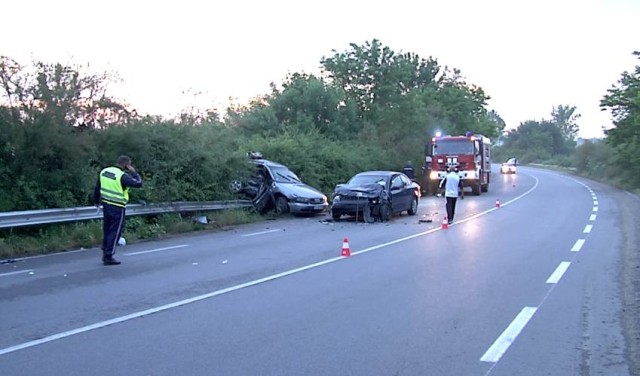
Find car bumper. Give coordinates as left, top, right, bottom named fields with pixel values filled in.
left=289, top=202, right=328, bottom=214
left=331, top=199, right=375, bottom=215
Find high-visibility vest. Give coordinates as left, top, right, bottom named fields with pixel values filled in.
left=99, top=167, right=129, bottom=207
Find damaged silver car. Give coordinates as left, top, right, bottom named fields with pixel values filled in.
left=230, top=154, right=328, bottom=215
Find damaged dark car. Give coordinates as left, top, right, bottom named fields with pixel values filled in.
left=331, top=171, right=421, bottom=223
left=230, top=154, right=328, bottom=215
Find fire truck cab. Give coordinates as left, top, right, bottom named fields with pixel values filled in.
left=423, top=133, right=491, bottom=196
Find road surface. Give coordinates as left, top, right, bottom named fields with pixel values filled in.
left=1, top=166, right=638, bottom=375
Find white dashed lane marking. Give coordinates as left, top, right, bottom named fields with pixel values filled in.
left=480, top=307, right=538, bottom=363
left=546, top=262, right=571, bottom=284
left=124, top=245, right=188, bottom=256
left=0, top=269, right=34, bottom=278
left=571, top=239, right=586, bottom=252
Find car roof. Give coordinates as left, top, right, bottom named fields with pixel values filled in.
left=354, top=171, right=401, bottom=177
left=250, top=158, right=287, bottom=168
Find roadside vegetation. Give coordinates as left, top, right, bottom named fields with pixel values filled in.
left=1, top=42, right=638, bottom=258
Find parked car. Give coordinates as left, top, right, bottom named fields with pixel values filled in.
left=230, top=153, right=328, bottom=215
left=331, top=171, right=421, bottom=222
left=500, top=157, right=518, bottom=174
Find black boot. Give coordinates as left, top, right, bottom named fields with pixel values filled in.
left=102, top=256, right=121, bottom=265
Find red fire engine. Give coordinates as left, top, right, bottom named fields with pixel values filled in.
left=423, top=133, right=491, bottom=195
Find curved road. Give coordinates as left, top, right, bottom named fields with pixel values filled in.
left=1, top=166, right=638, bottom=375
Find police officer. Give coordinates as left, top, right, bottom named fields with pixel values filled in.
left=403, top=160, right=415, bottom=180
left=93, top=155, right=143, bottom=265
left=439, top=165, right=464, bottom=223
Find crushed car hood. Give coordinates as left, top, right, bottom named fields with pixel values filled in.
left=276, top=182, right=325, bottom=198
left=335, top=183, right=386, bottom=198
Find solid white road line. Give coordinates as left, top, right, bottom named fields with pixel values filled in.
left=241, top=229, right=282, bottom=237
left=124, top=245, right=188, bottom=256
left=571, top=239, right=586, bottom=252
left=546, top=262, right=571, bottom=284
left=0, top=269, right=34, bottom=278
left=583, top=224, right=593, bottom=233
left=480, top=307, right=538, bottom=363
left=590, top=214, right=597, bottom=221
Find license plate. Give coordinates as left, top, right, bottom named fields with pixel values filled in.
left=314, top=204, right=325, bottom=210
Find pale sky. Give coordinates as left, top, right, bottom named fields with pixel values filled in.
left=2, top=0, right=638, bottom=138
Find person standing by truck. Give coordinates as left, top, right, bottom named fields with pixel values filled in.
left=439, top=165, right=464, bottom=223
left=403, top=160, right=415, bottom=180
left=93, top=155, right=143, bottom=265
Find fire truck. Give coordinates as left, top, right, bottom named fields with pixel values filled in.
left=423, top=133, right=491, bottom=196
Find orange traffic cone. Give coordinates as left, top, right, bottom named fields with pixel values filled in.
left=495, top=199, right=500, bottom=208
left=442, top=216, right=449, bottom=230
left=341, top=237, right=351, bottom=257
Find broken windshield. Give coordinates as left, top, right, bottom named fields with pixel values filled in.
left=433, top=140, right=474, bottom=155
left=269, top=166, right=301, bottom=183
left=348, top=174, right=386, bottom=186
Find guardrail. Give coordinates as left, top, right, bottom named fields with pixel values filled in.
left=0, top=200, right=254, bottom=229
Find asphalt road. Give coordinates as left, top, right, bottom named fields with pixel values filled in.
left=1, top=166, right=638, bottom=376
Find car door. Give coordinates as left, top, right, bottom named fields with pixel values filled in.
left=252, top=165, right=274, bottom=213
left=389, top=174, right=410, bottom=212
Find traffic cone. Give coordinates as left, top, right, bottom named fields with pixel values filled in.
left=442, top=216, right=449, bottom=230
left=341, top=237, right=351, bottom=257
left=495, top=199, right=500, bottom=208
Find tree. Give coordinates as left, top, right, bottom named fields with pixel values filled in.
left=600, top=51, right=640, bottom=188
left=551, top=104, right=580, bottom=139
left=0, top=56, right=134, bottom=128
left=601, top=51, right=640, bottom=144
left=321, top=39, right=442, bottom=118
left=268, top=73, right=360, bottom=137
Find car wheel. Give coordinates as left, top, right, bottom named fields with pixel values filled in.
left=472, top=180, right=481, bottom=196
left=229, top=180, right=243, bottom=193
left=379, top=202, right=391, bottom=222
left=407, top=197, right=418, bottom=215
left=275, top=196, right=289, bottom=215
left=331, top=210, right=341, bottom=221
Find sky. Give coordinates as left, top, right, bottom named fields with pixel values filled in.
left=2, top=0, right=638, bottom=138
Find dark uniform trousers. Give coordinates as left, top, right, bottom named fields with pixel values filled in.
left=446, top=197, right=458, bottom=222
left=102, top=203, right=126, bottom=258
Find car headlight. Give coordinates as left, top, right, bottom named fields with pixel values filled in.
left=429, top=171, right=439, bottom=180
left=333, top=195, right=341, bottom=202
left=466, top=171, right=476, bottom=179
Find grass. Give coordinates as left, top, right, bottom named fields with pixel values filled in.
left=0, top=208, right=263, bottom=260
